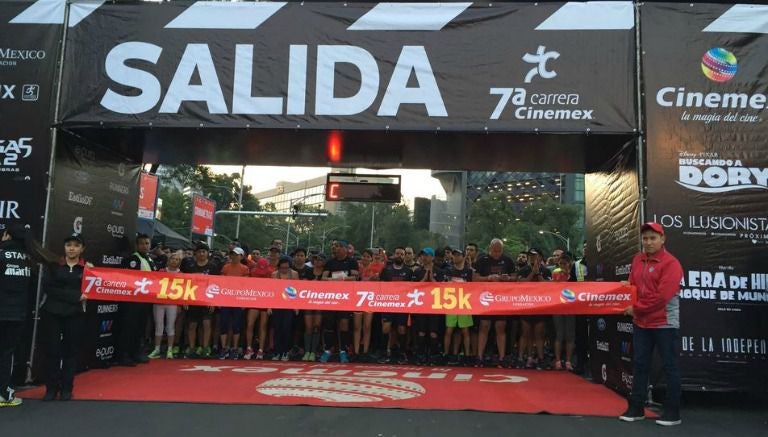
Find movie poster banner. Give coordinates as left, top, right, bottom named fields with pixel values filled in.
left=82, top=267, right=636, bottom=316
left=58, top=1, right=636, bottom=133
left=642, top=3, right=768, bottom=391
left=585, top=141, right=640, bottom=394
left=191, top=194, right=215, bottom=237
left=0, top=1, right=60, bottom=239
left=138, top=172, right=159, bottom=219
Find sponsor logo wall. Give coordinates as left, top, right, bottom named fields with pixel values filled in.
left=642, top=3, right=768, bottom=391
left=0, top=1, right=59, bottom=239
left=584, top=141, right=639, bottom=394
left=48, top=131, right=140, bottom=367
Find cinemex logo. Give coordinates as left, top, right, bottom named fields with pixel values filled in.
left=701, top=48, right=737, bottom=83
left=560, top=289, right=576, bottom=303
left=205, top=284, right=221, bottom=299
left=282, top=286, right=298, bottom=300
left=677, top=153, right=768, bottom=193
left=68, top=191, right=93, bottom=207
left=106, top=223, right=125, bottom=239
left=0, top=48, right=46, bottom=67
left=0, top=137, right=32, bottom=171
left=479, top=291, right=494, bottom=307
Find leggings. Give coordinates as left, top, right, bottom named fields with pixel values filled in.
left=153, top=305, right=178, bottom=336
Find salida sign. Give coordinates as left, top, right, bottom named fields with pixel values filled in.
left=59, top=2, right=636, bottom=132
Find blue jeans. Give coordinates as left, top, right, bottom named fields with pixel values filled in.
left=629, top=326, right=681, bottom=411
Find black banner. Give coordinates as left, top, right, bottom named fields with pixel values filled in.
left=0, top=1, right=60, bottom=240
left=642, top=3, right=768, bottom=391
left=47, top=131, right=140, bottom=366
left=585, top=141, right=640, bottom=394
left=58, top=1, right=636, bottom=133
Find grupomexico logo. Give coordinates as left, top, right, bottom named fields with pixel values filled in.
left=701, top=48, right=737, bottom=83
left=205, top=284, right=220, bottom=299
left=560, top=289, right=576, bottom=304
left=479, top=291, right=494, bottom=307
left=282, top=286, right=298, bottom=300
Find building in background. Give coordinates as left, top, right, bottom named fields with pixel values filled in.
left=430, top=171, right=585, bottom=248
left=253, top=175, right=337, bottom=214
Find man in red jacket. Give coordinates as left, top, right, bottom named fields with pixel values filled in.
left=619, top=222, right=683, bottom=426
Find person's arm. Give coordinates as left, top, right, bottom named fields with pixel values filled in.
left=633, top=260, right=684, bottom=314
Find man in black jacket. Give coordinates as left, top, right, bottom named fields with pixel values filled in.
left=0, top=225, right=33, bottom=407
left=117, top=234, right=156, bottom=366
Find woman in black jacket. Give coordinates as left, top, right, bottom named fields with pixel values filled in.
left=40, top=233, right=91, bottom=401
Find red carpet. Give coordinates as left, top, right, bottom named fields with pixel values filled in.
left=21, top=360, right=628, bottom=416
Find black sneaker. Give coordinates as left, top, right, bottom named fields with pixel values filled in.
left=655, top=410, right=681, bottom=426
left=619, top=405, right=646, bottom=422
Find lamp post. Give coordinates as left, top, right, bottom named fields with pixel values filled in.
left=321, top=224, right=349, bottom=253
left=538, top=230, right=570, bottom=251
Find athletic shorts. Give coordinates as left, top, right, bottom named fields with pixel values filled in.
left=186, top=306, right=213, bottom=322
left=381, top=313, right=408, bottom=327
left=478, top=315, right=507, bottom=323
left=446, top=314, right=473, bottom=329
left=412, top=314, right=442, bottom=334
left=521, top=315, right=548, bottom=325
left=218, top=307, right=244, bottom=333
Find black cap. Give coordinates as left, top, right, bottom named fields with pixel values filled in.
left=64, top=233, right=84, bottom=244
left=528, top=247, right=542, bottom=256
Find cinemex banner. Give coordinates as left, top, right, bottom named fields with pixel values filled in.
left=82, top=267, right=636, bottom=316
left=642, top=3, right=768, bottom=391
left=584, top=141, right=640, bottom=394
left=0, top=1, right=60, bottom=239
left=57, top=1, right=636, bottom=133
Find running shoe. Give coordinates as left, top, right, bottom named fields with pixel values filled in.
left=281, top=352, right=289, bottom=361
left=0, top=395, right=21, bottom=408
left=618, top=405, right=646, bottom=422
left=565, top=361, right=574, bottom=372
left=166, top=348, right=174, bottom=359
left=231, top=348, right=242, bottom=360
left=655, top=410, right=682, bottom=426
left=320, top=350, right=332, bottom=363
left=218, top=348, right=229, bottom=360
left=185, top=347, right=198, bottom=359
left=554, top=360, right=563, bottom=370
left=302, top=352, right=311, bottom=361
left=244, top=347, right=254, bottom=360
left=308, top=352, right=316, bottom=362
left=172, top=346, right=180, bottom=356
left=340, top=351, right=349, bottom=363
left=525, top=356, right=536, bottom=369
left=148, top=348, right=162, bottom=359
left=203, top=347, right=213, bottom=358
left=256, top=349, right=264, bottom=360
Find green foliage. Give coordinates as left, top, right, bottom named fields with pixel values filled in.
left=466, top=194, right=583, bottom=257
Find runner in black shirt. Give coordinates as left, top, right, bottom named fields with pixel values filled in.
left=320, top=240, right=359, bottom=363
left=474, top=238, right=516, bottom=367
left=181, top=243, right=220, bottom=358
left=301, top=254, right=325, bottom=362
left=379, top=247, right=413, bottom=363
left=412, top=248, right=445, bottom=365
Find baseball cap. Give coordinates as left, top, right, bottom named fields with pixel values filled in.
left=64, top=233, right=84, bottom=244
left=422, top=247, right=435, bottom=257
left=230, top=247, right=245, bottom=256
left=527, top=247, right=542, bottom=256
left=452, top=248, right=465, bottom=256
left=641, top=222, right=664, bottom=235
